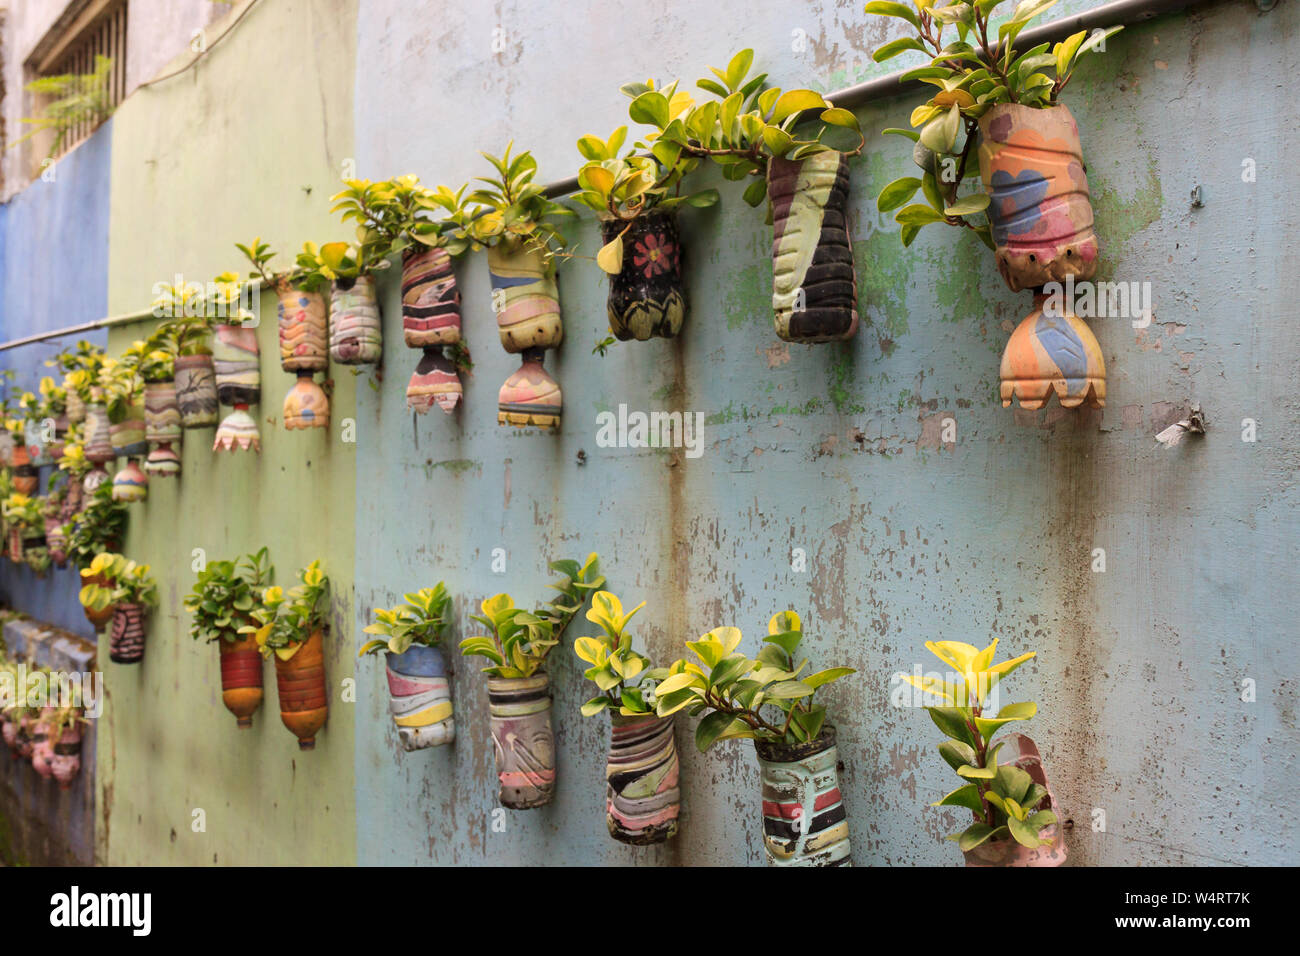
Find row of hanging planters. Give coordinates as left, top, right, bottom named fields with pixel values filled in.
left=183, top=553, right=332, bottom=749
left=0, top=657, right=88, bottom=790
left=867, top=1, right=1122, bottom=410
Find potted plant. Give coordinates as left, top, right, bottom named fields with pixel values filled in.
left=459, top=553, right=604, bottom=808
left=466, top=144, right=574, bottom=429
left=5, top=417, right=37, bottom=494
left=359, top=583, right=456, bottom=751
left=42, top=485, right=68, bottom=568
left=138, top=329, right=183, bottom=477
left=236, top=239, right=331, bottom=431
left=79, top=553, right=158, bottom=662
left=573, top=590, right=681, bottom=845
left=898, top=638, right=1065, bottom=866
left=35, top=376, right=70, bottom=461
left=47, top=693, right=88, bottom=790
left=55, top=440, right=89, bottom=521
left=574, top=126, right=717, bottom=347
left=867, top=1, right=1119, bottom=409
left=295, top=237, right=385, bottom=368
left=242, top=560, right=331, bottom=749
left=184, top=548, right=273, bottom=728
left=95, top=344, right=150, bottom=502
left=153, top=284, right=221, bottom=429
left=203, top=274, right=263, bottom=453
left=654, top=610, right=855, bottom=866
left=2, top=492, right=42, bottom=563
left=64, top=481, right=127, bottom=574
left=47, top=340, right=104, bottom=425
left=623, top=52, right=864, bottom=343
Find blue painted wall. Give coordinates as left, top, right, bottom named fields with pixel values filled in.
left=349, top=0, right=1299, bottom=866
left=0, top=122, right=112, bottom=637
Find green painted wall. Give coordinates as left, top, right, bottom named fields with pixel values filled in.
left=97, top=0, right=358, bottom=866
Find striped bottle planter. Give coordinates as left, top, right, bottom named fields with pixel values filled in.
left=212, top=324, right=262, bottom=453
left=109, top=603, right=147, bottom=664
left=754, top=726, right=851, bottom=867
left=605, top=713, right=680, bottom=845
left=406, top=349, right=463, bottom=415
left=274, top=629, right=328, bottom=749
left=488, top=241, right=563, bottom=429
left=174, top=353, right=219, bottom=428
left=768, top=150, right=859, bottom=344
left=487, top=672, right=555, bottom=809
left=109, top=404, right=148, bottom=459
left=604, top=211, right=686, bottom=342
left=44, top=516, right=67, bottom=568
left=51, top=724, right=83, bottom=790
left=329, top=276, right=382, bottom=366
left=83, top=403, right=115, bottom=465
left=219, top=634, right=264, bottom=728
left=402, top=247, right=461, bottom=347
left=277, top=282, right=330, bottom=430
left=111, top=459, right=148, bottom=503
left=385, top=644, right=454, bottom=751
left=144, top=380, right=182, bottom=477
left=963, top=734, right=1067, bottom=867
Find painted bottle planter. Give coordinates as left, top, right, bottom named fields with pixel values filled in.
left=30, top=713, right=54, bottom=778
left=978, top=103, right=1105, bottom=410
left=60, top=479, right=82, bottom=522
left=963, top=734, right=1067, bottom=867
left=51, top=724, right=83, bottom=789
left=487, top=672, right=555, bottom=808
left=109, top=603, right=147, bottom=663
left=144, top=380, right=182, bottom=477
left=604, top=212, right=686, bottom=341
left=754, top=726, right=851, bottom=867
left=12, top=462, right=37, bottom=496
left=66, top=391, right=86, bottom=425
left=112, top=458, right=149, bottom=503
left=488, top=242, right=563, bottom=429
left=174, top=353, right=219, bottom=428
left=82, top=466, right=110, bottom=498
left=84, top=403, right=115, bottom=465
left=218, top=634, right=264, bottom=728
left=402, top=247, right=464, bottom=415
left=768, top=150, right=859, bottom=344
left=277, top=282, right=331, bottom=430
left=385, top=644, right=454, bottom=751
left=275, top=630, right=328, bottom=749
left=329, top=276, right=382, bottom=366
left=7, top=529, right=23, bottom=563
left=212, top=324, right=262, bottom=453
left=605, top=713, right=680, bottom=845
left=44, top=516, right=68, bottom=568
left=109, top=405, right=148, bottom=459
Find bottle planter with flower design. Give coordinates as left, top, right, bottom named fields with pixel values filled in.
left=185, top=549, right=272, bottom=728
left=898, top=637, right=1065, bottom=867
left=360, top=583, right=456, bottom=751
left=575, top=126, right=716, bottom=349
left=655, top=610, right=856, bottom=866
left=242, top=560, right=330, bottom=749
left=80, top=553, right=158, bottom=660
left=212, top=323, right=262, bottom=453
left=623, top=52, right=863, bottom=345
left=867, top=2, right=1121, bottom=410
left=275, top=279, right=331, bottom=430
left=466, top=146, right=573, bottom=430
left=461, top=554, right=604, bottom=808
left=574, top=591, right=681, bottom=845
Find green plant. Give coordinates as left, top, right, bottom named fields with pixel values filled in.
left=234, top=237, right=280, bottom=285
left=572, top=126, right=719, bottom=274
left=359, top=583, right=453, bottom=657
left=55, top=343, right=107, bottom=401
left=183, top=549, right=274, bottom=644
left=621, top=50, right=863, bottom=209
left=573, top=590, right=667, bottom=716
left=9, top=55, right=116, bottom=159
left=65, top=483, right=128, bottom=570
left=36, top=377, right=67, bottom=421
left=1, top=493, right=42, bottom=533
left=239, top=560, right=329, bottom=660
left=95, top=345, right=148, bottom=419
left=898, top=637, right=1054, bottom=852
left=24, top=547, right=51, bottom=576
left=459, top=554, right=605, bottom=678
left=78, top=553, right=158, bottom=611
left=465, top=143, right=574, bottom=256
left=653, top=610, right=855, bottom=751
left=867, top=0, right=1121, bottom=247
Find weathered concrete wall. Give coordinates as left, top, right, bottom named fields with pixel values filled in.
left=350, top=0, right=1299, bottom=865
left=95, top=0, right=358, bottom=865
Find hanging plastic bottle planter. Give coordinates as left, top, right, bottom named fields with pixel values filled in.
left=212, top=323, right=262, bottom=453
left=109, top=401, right=149, bottom=503
left=143, top=378, right=182, bottom=478
left=402, top=246, right=464, bottom=415
left=276, top=280, right=330, bottom=430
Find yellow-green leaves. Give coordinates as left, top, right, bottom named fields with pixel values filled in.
left=596, top=233, right=624, bottom=275
left=572, top=589, right=658, bottom=716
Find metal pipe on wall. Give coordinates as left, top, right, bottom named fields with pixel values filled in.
left=0, top=0, right=1206, bottom=355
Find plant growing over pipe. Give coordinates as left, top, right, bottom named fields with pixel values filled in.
left=867, top=0, right=1120, bottom=410
left=459, top=553, right=604, bottom=808
left=185, top=548, right=273, bottom=728
left=574, top=125, right=718, bottom=349
left=240, top=561, right=331, bottom=749
left=655, top=610, right=855, bottom=865
left=466, top=144, right=575, bottom=430
left=897, top=637, right=1065, bottom=865
left=574, top=590, right=681, bottom=845
left=359, top=583, right=457, bottom=750
left=622, top=51, right=864, bottom=344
